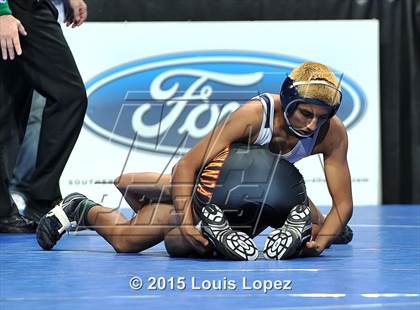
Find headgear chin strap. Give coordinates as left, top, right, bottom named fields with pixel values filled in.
left=280, top=76, right=342, bottom=138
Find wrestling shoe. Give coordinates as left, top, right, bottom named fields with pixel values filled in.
left=263, top=204, right=312, bottom=260
left=196, top=204, right=258, bottom=261
left=332, top=225, right=353, bottom=244
left=0, top=213, right=37, bottom=233
left=36, top=193, right=89, bottom=250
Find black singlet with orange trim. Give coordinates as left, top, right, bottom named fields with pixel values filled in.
left=193, top=143, right=307, bottom=235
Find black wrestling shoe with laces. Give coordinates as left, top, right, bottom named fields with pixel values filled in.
left=332, top=225, right=353, bottom=244
left=196, top=204, right=258, bottom=261
left=0, top=214, right=37, bottom=233
left=36, top=193, right=88, bottom=250
left=264, top=204, right=312, bottom=260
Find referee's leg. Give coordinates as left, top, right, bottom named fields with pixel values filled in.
left=10, top=0, right=88, bottom=220
left=0, top=59, right=37, bottom=232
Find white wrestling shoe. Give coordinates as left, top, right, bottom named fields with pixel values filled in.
left=197, top=204, right=258, bottom=261
left=263, top=204, right=312, bottom=260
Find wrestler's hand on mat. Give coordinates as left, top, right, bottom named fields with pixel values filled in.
left=180, top=226, right=210, bottom=255
left=300, top=240, right=324, bottom=257
left=0, top=15, right=26, bottom=60
left=66, top=0, right=88, bottom=28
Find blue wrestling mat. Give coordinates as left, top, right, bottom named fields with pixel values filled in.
left=1, top=205, right=419, bottom=309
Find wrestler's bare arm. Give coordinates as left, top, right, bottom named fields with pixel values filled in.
left=309, top=117, right=353, bottom=253
left=171, top=100, right=263, bottom=251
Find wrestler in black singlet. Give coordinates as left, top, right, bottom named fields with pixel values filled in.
left=193, top=143, right=307, bottom=237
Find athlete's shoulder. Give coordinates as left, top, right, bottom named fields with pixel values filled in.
left=270, top=93, right=280, bottom=103
left=329, top=116, right=347, bottom=139
left=241, top=95, right=265, bottom=114
left=258, top=93, right=281, bottom=112
left=263, top=93, right=280, bottom=102
left=321, top=116, right=348, bottom=155
left=229, top=95, right=265, bottom=126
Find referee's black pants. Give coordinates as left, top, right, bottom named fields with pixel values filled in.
left=0, top=0, right=87, bottom=217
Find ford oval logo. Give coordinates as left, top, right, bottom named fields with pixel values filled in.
left=85, top=51, right=367, bottom=155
